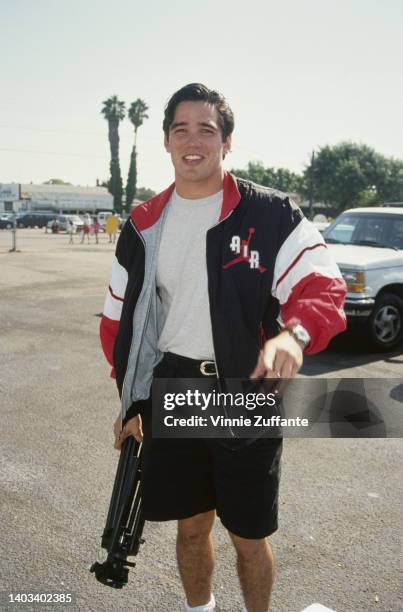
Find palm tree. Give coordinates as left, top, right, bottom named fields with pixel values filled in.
left=101, top=95, right=126, bottom=213
left=126, top=99, right=149, bottom=212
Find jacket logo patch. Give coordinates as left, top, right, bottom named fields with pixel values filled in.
left=223, top=228, right=267, bottom=273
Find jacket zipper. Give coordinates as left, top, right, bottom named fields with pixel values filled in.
left=206, top=210, right=234, bottom=380
left=206, top=210, right=237, bottom=440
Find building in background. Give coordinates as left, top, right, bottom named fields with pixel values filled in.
left=0, top=182, right=113, bottom=214
left=0, top=184, right=20, bottom=212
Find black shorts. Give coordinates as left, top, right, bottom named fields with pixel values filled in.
left=139, top=353, right=283, bottom=540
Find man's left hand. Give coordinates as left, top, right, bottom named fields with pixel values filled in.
left=250, top=331, right=304, bottom=379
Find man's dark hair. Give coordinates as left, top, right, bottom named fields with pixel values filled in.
left=163, top=83, right=234, bottom=140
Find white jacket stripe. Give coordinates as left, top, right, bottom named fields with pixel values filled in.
left=103, top=256, right=128, bottom=321
left=272, top=218, right=342, bottom=305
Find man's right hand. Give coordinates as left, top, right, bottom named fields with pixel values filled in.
left=113, top=413, right=143, bottom=450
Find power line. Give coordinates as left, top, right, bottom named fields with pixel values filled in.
left=0, top=146, right=164, bottom=166
left=0, top=123, right=160, bottom=142
left=0, top=124, right=103, bottom=136
left=0, top=147, right=108, bottom=159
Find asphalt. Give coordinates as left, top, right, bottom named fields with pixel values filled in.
left=0, top=229, right=402, bottom=612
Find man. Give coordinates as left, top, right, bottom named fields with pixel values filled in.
left=81, top=213, right=91, bottom=244
left=105, top=213, right=119, bottom=243
left=100, top=83, right=346, bottom=612
left=67, top=218, right=74, bottom=244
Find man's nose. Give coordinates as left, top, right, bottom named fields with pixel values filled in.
left=185, top=132, right=202, bottom=146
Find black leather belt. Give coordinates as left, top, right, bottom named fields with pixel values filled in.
left=163, top=352, right=217, bottom=377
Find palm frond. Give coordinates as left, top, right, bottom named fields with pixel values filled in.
left=101, top=95, right=126, bottom=121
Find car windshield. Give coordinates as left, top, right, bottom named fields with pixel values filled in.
left=324, top=214, right=403, bottom=250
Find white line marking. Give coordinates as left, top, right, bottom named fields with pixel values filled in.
left=300, top=605, right=336, bottom=612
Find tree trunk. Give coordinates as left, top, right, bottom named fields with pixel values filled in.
left=107, top=118, right=123, bottom=212
left=125, top=145, right=137, bottom=213
left=108, top=118, right=120, bottom=162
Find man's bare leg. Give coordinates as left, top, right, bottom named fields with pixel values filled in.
left=229, top=532, right=275, bottom=612
left=177, top=510, right=216, bottom=607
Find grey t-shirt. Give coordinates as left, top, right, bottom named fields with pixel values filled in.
left=156, top=189, right=223, bottom=360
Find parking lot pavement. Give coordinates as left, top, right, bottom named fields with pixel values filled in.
left=302, top=332, right=403, bottom=379
left=0, top=230, right=402, bottom=612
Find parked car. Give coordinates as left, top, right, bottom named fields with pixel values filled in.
left=313, top=220, right=330, bottom=234
left=97, top=211, right=113, bottom=231
left=16, top=211, right=57, bottom=228
left=97, top=212, right=124, bottom=232
left=67, top=214, right=84, bottom=232
left=46, top=214, right=84, bottom=233
left=323, top=206, right=403, bottom=350
left=0, top=213, right=15, bottom=229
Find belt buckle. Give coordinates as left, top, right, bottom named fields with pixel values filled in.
left=200, top=361, right=216, bottom=376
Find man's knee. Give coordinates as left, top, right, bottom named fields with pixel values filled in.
left=229, top=532, right=271, bottom=562
left=177, top=510, right=215, bottom=543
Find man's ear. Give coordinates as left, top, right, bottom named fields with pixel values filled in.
left=223, top=134, right=232, bottom=159
left=164, top=133, right=171, bottom=153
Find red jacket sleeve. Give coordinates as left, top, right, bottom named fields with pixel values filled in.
left=99, top=254, right=128, bottom=378
left=272, top=215, right=347, bottom=354
left=280, top=273, right=347, bottom=354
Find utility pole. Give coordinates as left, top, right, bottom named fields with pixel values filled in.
left=9, top=214, right=17, bottom=252
left=309, top=150, right=315, bottom=221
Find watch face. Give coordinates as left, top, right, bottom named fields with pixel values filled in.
left=293, top=325, right=310, bottom=346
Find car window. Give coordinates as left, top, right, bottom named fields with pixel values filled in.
left=325, top=214, right=397, bottom=247
left=324, top=217, right=356, bottom=243
left=388, top=219, right=403, bottom=249
left=352, top=216, right=390, bottom=245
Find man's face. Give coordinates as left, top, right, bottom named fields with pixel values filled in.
left=164, top=100, right=231, bottom=188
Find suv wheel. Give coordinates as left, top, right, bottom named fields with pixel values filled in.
left=369, top=293, right=403, bottom=350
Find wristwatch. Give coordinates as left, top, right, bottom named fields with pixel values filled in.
left=283, top=324, right=311, bottom=349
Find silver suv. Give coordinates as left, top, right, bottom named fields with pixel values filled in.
left=323, top=206, right=403, bottom=350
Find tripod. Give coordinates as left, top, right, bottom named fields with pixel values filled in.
left=90, top=436, right=145, bottom=588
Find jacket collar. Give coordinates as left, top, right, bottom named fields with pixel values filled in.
left=131, top=182, right=175, bottom=231
left=131, top=171, right=241, bottom=230
left=219, top=171, right=241, bottom=221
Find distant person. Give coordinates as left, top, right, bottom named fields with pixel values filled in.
left=67, top=219, right=74, bottom=244
left=105, top=214, right=119, bottom=244
left=51, top=218, right=60, bottom=234
left=81, top=214, right=91, bottom=244
left=92, top=217, right=101, bottom=244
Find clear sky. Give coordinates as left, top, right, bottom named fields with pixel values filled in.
left=1, top=0, right=402, bottom=193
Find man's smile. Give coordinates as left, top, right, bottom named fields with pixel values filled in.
left=182, top=154, right=204, bottom=165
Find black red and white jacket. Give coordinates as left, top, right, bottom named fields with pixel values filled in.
left=100, top=173, right=347, bottom=422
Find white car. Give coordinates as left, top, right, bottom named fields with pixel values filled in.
left=323, top=206, right=403, bottom=350
left=46, top=214, right=84, bottom=233
left=313, top=220, right=330, bottom=234
left=97, top=211, right=113, bottom=231
left=66, top=215, right=84, bottom=232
